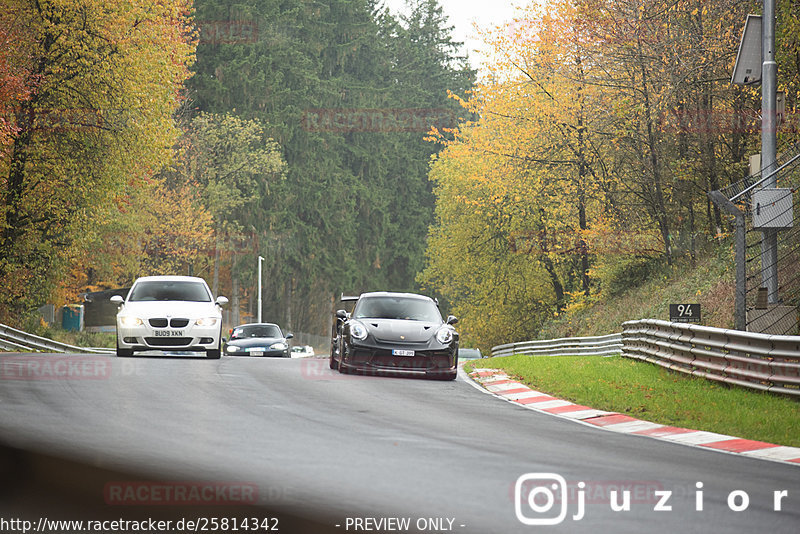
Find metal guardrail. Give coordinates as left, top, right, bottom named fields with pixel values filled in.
left=491, top=333, right=623, bottom=358
left=622, top=319, right=800, bottom=396
left=0, top=323, right=113, bottom=354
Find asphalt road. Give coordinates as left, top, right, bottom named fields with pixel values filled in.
left=0, top=352, right=798, bottom=533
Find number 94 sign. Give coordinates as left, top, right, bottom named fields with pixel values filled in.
left=669, top=303, right=701, bottom=323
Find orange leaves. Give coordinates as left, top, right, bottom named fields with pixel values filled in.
left=0, top=0, right=199, bottom=316
left=0, top=3, right=35, bottom=150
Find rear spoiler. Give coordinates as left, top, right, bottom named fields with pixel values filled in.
left=340, top=293, right=359, bottom=302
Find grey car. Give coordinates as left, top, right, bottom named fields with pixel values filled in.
left=224, top=323, right=293, bottom=357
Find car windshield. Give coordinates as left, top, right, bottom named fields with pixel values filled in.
left=128, top=281, right=211, bottom=302
left=231, top=325, right=282, bottom=339
left=353, top=296, right=442, bottom=322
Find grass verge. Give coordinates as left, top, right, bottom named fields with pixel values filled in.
left=464, top=355, right=800, bottom=448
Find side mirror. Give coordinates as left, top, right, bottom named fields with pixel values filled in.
left=110, top=295, right=124, bottom=306
left=216, top=296, right=229, bottom=307
left=446, top=315, right=458, bottom=325
left=286, top=333, right=294, bottom=339
left=336, top=309, right=348, bottom=320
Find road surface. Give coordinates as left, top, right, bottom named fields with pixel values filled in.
left=0, top=353, right=797, bottom=533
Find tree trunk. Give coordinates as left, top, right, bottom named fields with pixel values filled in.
left=637, top=39, right=672, bottom=265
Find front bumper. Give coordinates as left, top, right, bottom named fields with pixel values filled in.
left=117, top=322, right=221, bottom=352
left=224, top=347, right=289, bottom=357
left=340, top=340, right=458, bottom=377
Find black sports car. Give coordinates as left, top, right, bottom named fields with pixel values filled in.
left=329, top=292, right=459, bottom=380
left=224, top=323, right=293, bottom=357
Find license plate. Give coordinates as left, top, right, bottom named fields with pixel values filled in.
left=392, top=349, right=415, bottom=357
left=153, top=330, right=184, bottom=337
left=250, top=351, right=264, bottom=356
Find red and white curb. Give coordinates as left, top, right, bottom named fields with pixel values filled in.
left=465, top=368, right=800, bottom=466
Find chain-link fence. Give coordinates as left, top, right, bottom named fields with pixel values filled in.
left=713, top=143, right=800, bottom=335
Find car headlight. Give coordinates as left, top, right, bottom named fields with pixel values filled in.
left=226, top=345, right=241, bottom=353
left=270, top=342, right=288, bottom=351
left=195, top=317, right=219, bottom=327
left=119, top=316, right=143, bottom=327
left=349, top=321, right=368, bottom=340
left=435, top=326, right=455, bottom=344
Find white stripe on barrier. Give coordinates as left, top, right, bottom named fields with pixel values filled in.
left=504, top=391, right=549, bottom=401
left=528, top=400, right=574, bottom=410
left=740, top=446, right=800, bottom=461
left=601, top=421, right=664, bottom=434
left=661, top=431, right=738, bottom=445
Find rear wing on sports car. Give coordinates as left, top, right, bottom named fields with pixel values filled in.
left=340, top=293, right=359, bottom=303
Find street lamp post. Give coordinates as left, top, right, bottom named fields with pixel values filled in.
left=258, top=256, right=264, bottom=323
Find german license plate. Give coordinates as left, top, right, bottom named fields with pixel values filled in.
left=154, top=330, right=184, bottom=337
left=250, top=351, right=264, bottom=356
left=392, top=349, right=415, bottom=357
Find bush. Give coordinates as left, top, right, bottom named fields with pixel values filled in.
left=597, top=255, right=665, bottom=297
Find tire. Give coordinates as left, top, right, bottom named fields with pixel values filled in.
left=116, top=337, right=133, bottom=357
left=207, top=331, right=222, bottom=359
left=337, top=344, right=349, bottom=374
left=329, top=339, right=339, bottom=370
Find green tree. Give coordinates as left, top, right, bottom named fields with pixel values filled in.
left=188, top=0, right=473, bottom=333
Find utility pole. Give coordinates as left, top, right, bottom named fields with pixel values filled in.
left=760, top=0, right=778, bottom=303
left=258, top=256, right=264, bottom=323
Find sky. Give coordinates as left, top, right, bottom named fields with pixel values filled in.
left=381, top=0, right=528, bottom=70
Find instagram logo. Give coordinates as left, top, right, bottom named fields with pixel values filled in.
left=515, top=473, right=576, bottom=525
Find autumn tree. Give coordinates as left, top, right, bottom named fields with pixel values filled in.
left=420, top=0, right=618, bottom=344
left=0, top=0, right=195, bottom=319
left=419, top=0, right=770, bottom=346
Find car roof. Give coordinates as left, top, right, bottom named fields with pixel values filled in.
left=357, top=291, right=434, bottom=302
left=233, top=323, right=280, bottom=328
left=133, top=275, right=209, bottom=284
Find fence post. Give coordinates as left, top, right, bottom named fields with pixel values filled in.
left=708, top=191, right=746, bottom=331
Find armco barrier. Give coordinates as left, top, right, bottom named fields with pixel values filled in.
left=0, top=323, right=113, bottom=354
left=491, top=333, right=623, bottom=358
left=622, top=319, right=800, bottom=396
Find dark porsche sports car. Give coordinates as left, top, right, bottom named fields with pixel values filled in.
left=329, top=292, right=459, bottom=380
left=224, top=323, right=293, bottom=357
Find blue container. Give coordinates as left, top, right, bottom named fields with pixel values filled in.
left=62, top=305, right=84, bottom=332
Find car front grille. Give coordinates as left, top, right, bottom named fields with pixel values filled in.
left=144, top=337, right=193, bottom=347
left=148, top=318, right=190, bottom=328
left=371, top=356, right=430, bottom=370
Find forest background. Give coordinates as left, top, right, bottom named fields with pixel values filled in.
left=1, top=0, right=798, bottom=348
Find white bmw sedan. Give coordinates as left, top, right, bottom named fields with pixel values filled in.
left=111, top=276, right=228, bottom=359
